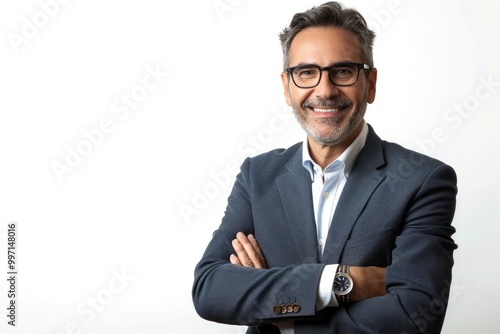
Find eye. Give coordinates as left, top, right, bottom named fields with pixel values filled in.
left=331, top=65, right=356, bottom=77
left=294, top=67, right=319, bottom=78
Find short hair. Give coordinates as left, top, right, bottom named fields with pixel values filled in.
left=279, top=1, right=376, bottom=71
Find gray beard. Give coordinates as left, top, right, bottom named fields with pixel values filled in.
left=291, top=96, right=367, bottom=146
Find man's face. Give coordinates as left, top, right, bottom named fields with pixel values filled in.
left=281, top=27, right=377, bottom=147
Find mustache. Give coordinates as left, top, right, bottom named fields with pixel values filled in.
left=302, top=97, right=353, bottom=109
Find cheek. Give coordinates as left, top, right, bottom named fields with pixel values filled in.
left=344, top=88, right=364, bottom=104
left=289, top=88, right=311, bottom=107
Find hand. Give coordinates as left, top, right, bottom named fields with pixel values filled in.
left=229, top=232, right=267, bottom=269
left=349, top=266, right=386, bottom=301
left=228, top=233, right=384, bottom=300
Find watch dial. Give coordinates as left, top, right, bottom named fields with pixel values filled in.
left=334, top=275, right=351, bottom=293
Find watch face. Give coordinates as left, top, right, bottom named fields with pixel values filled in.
left=333, top=273, right=353, bottom=295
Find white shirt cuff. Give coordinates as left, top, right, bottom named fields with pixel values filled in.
left=316, top=264, right=339, bottom=310
left=276, top=321, right=294, bottom=333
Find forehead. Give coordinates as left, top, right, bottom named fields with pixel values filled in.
left=289, top=27, right=364, bottom=66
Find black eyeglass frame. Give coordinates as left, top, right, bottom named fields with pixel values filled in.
left=285, top=62, right=370, bottom=88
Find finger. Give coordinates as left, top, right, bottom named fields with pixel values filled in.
left=229, top=254, right=242, bottom=266
left=236, top=232, right=265, bottom=269
left=248, top=234, right=267, bottom=268
left=232, top=238, right=253, bottom=267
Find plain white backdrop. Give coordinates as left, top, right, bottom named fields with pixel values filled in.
left=0, top=0, right=499, bottom=333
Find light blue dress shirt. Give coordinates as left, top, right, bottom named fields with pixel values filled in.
left=277, top=122, right=368, bottom=333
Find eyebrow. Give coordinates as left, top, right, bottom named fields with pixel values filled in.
left=291, top=60, right=356, bottom=67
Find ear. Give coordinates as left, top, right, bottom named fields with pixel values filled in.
left=281, top=72, right=292, bottom=106
left=367, top=68, right=377, bottom=104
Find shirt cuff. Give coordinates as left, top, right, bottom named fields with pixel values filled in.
left=276, top=321, right=294, bottom=333
left=316, top=264, right=339, bottom=310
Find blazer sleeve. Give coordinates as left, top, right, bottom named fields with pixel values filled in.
left=192, top=157, right=326, bottom=326
left=294, top=163, right=458, bottom=334
left=193, top=150, right=458, bottom=333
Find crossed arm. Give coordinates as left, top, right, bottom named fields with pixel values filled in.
left=193, top=156, right=458, bottom=332
left=229, top=232, right=386, bottom=302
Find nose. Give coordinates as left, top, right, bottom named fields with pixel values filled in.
left=315, top=70, right=340, bottom=99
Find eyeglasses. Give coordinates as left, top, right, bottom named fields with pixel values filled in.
left=285, top=62, right=370, bottom=88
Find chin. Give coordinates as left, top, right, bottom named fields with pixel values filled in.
left=307, top=129, right=343, bottom=146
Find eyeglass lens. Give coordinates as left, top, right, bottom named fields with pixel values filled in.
left=291, top=63, right=360, bottom=88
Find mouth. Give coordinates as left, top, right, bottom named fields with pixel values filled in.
left=311, top=107, right=346, bottom=113
left=307, top=105, right=351, bottom=116
left=301, top=98, right=353, bottom=118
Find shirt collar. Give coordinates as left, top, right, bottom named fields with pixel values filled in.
left=302, top=121, right=369, bottom=180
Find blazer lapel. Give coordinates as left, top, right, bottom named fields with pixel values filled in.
left=276, top=145, right=320, bottom=263
left=321, top=126, right=387, bottom=263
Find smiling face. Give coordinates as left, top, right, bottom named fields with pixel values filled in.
left=281, top=27, right=377, bottom=148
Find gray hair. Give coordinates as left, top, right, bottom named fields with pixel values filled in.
left=279, top=1, right=376, bottom=71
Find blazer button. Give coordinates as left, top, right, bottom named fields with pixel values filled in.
left=286, top=304, right=294, bottom=313
left=292, top=303, right=301, bottom=313
left=281, top=304, right=287, bottom=314
left=273, top=305, right=281, bottom=315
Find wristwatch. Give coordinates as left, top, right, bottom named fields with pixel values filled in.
left=333, top=264, right=353, bottom=305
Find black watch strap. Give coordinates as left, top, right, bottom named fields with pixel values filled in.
left=337, top=264, right=350, bottom=305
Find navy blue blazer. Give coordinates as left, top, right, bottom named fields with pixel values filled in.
left=193, top=124, right=457, bottom=333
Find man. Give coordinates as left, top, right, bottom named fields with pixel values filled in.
left=192, top=2, right=457, bottom=333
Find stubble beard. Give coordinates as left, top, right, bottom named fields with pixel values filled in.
left=291, top=95, right=367, bottom=146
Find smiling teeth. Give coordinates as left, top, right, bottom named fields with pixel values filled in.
left=313, top=108, right=341, bottom=113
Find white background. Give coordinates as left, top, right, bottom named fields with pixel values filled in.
left=0, top=0, right=499, bottom=333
